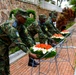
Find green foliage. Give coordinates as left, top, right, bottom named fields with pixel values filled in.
left=45, top=0, right=50, bottom=1
left=24, top=9, right=36, bottom=27
left=26, top=9, right=36, bottom=19
left=66, top=21, right=75, bottom=29
left=70, top=0, right=76, bottom=16
left=70, top=0, right=76, bottom=5
left=9, top=9, right=19, bottom=19
left=24, top=17, right=35, bottom=27
left=9, top=46, right=20, bottom=54
left=51, top=1, right=55, bottom=5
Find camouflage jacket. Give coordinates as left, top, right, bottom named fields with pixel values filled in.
left=27, top=21, right=48, bottom=43
left=0, top=22, right=29, bottom=55
left=38, top=21, right=52, bottom=37
left=13, top=20, right=34, bottom=48
left=48, top=17, right=60, bottom=33
left=45, top=19, right=60, bottom=35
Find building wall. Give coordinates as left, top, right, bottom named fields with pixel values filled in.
left=0, top=0, right=50, bottom=24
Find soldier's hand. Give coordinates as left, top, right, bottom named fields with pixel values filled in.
left=29, top=53, right=39, bottom=59
left=47, top=38, right=56, bottom=47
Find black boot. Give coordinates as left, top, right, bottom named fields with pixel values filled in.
left=28, top=57, right=38, bottom=67
left=34, top=60, right=40, bottom=65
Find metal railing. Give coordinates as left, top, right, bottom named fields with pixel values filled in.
left=30, top=29, right=75, bottom=75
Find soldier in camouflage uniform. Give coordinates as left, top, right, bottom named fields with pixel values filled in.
left=12, top=9, right=40, bottom=67
left=20, top=14, right=55, bottom=47
left=38, top=14, right=52, bottom=37
left=38, top=14, right=56, bottom=46
left=27, top=21, right=48, bottom=44
left=47, top=12, right=60, bottom=34
left=0, top=21, right=38, bottom=75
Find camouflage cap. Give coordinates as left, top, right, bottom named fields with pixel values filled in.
left=15, top=9, right=28, bottom=19
left=39, top=14, right=47, bottom=19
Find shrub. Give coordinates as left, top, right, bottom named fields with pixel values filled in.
left=26, top=9, right=36, bottom=19
left=24, top=18, right=35, bottom=27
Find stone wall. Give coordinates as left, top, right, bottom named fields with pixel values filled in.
left=0, top=0, right=50, bottom=24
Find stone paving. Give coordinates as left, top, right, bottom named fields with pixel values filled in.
left=10, top=23, right=76, bottom=75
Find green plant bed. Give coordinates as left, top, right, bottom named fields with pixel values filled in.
left=9, top=46, right=20, bottom=55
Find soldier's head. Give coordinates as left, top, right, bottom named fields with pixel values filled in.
left=15, top=9, right=28, bottom=24
left=39, top=14, right=47, bottom=23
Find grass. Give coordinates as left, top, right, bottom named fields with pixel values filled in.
left=66, top=21, right=75, bottom=29
left=9, top=46, right=20, bottom=55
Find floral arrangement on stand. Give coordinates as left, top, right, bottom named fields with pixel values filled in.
left=61, top=30, right=70, bottom=36
left=51, top=33, right=64, bottom=42
left=30, top=44, right=56, bottom=59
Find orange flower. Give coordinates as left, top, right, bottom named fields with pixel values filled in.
left=57, top=34, right=63, bottom=37
left=53, top=33, right=63, bottom=37
left=35, top=44, right=52, bottom=50
left=53, top=33, right=58, bottom=37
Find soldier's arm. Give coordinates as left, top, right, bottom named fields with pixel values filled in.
left=1, top=23, right=29, bottom=53
left=52, top=22, right=60, bottom=33
left=45, top=21, right=58, bottom=34
left=32, top=21, right=48, bottom=39
left=43, top=25, right=52, bottom=37
left=20, top=25, right=34, bottom=47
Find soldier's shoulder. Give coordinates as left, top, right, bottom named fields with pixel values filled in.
left=0, top=21, right=10, bottom=28
left=0, top=21, right=16, bottom=32
left=32, top=21, right=38, bottom=25
left=45, top=20, right=50, bottom=24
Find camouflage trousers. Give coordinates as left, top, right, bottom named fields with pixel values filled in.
left=0, top=45, right=10, bottom=75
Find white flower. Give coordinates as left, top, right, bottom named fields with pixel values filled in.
left=60, top=37, right=64, bottom=39
left=32, top=46, right=39, bottom=51
left=48, top=47, right=53, bottom=52
left=42, top=49, right=47, bottom=54
left=61, top=32, right=69, bottom=34
left=51, top=36, right=64, bottom=39
left=51, top=48, right=56, bottom=51
left=32, top=44, right=56, bottom=55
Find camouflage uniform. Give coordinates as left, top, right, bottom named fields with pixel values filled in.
left=0, top=22, right=29, bottom=75
left=10, top=9, right=34, bottom=48
left=45, top=20, right=60, bottom=35
left=27, top=21, right=48, bottom=44
left=13, top=21, right=47, bottom=44
left=12, top=9, right=41, bottom=67
left=13, top=20, right=34, bottom=48
left=47, top=12, right=60, bottom=34
left=38, top=14, right=56, bottom=46
left=38, top=14, right=52, bottom=37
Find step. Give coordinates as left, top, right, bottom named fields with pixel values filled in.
left=9, top=50, right=26, bottom=64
